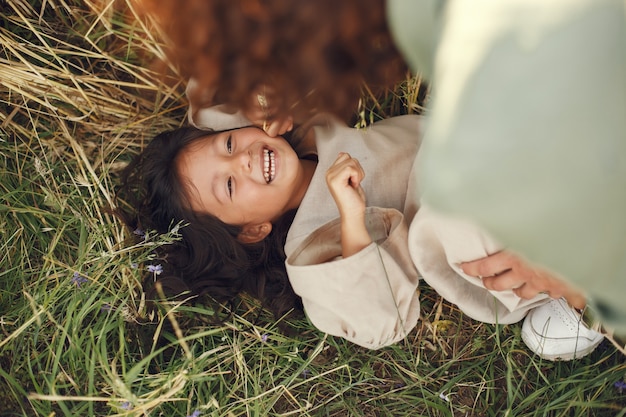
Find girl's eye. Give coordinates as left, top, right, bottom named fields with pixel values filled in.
left=226, top=135, right=232, bottom=154
left=227, top=177, right=233, bottom=198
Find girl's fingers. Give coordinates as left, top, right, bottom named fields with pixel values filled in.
left=333, top=152, right=351, bottom=163
left=328, top=154, right=364, bottom=180
left=327, top=155, right=365, bottom=197
left=347, top=158, right=365, bottom=187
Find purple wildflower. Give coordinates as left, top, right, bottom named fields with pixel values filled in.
left=301, top=369, right=311, bottom=378
left=121, top=401, right=132, bottom=410
left=71, top=272, right=88, bottom=287
left=131, top=262, right=138, bottom=269
left=261, top=334, right=269, bottom=343
left=133, top=228, right=145, bottom=238
left=187, top=411, right=201, bottom=417
left=615, top=380, right=626, bottom=393
left=101, top=303, right=113, bottom=312
left=147, top=264, right=163, bottom=275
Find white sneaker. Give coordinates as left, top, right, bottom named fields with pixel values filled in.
left=522, top=298, right=604, bottom=361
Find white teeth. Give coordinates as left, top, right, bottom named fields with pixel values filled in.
left=263, top=149, right=275, bottom=183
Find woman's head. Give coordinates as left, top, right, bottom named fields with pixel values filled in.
left=140, top=0, right=406, bottom=120
left=175, top=126, right=313, bottom=243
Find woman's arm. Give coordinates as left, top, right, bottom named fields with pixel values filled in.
left=461, top=251, right=586, bottom=309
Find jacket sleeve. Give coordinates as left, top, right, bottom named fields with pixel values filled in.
left=408, top=205, right=549, bottom=324
left=286, top=207, right=420, bottom=349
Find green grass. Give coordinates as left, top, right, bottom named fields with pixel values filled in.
left=1, top=1, right=624, bottom=416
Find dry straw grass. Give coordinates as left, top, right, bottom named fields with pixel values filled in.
left=0, top=1, right=625, bottom=416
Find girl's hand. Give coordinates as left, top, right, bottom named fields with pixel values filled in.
left=461, top=251, right=586, bottom=309
left=326, top=152, right=371, bottom=257
left=243, top=88, right=294, bottom=137
left=326, top=152, right=367, bottom=218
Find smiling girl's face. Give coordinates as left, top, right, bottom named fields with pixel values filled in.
left=176, top=127, right=312, bottom=235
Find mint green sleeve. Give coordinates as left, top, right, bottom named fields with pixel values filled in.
left=388, top=0, right=626, bottom=331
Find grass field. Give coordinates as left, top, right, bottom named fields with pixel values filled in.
left=1, top=1, right=624, bottom=416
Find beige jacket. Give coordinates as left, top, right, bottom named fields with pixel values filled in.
left=191, top=107, right=548, bottom=349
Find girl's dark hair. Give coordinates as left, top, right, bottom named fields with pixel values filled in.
left=116, top=126, right=302, bottom=320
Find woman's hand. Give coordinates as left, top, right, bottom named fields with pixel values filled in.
left=461, top=251, right=586, bottom=309
left=242, top=88, right=294, bottom=137
left=326, top=152, right=371, bottom=257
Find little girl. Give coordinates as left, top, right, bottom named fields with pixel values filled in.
left=120, top=92, right=602, bottom=358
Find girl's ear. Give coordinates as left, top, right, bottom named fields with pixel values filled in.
left=237, top=222, right=273, bottom=244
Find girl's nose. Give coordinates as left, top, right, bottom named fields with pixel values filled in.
left=236, top=148, right=252, bottom=173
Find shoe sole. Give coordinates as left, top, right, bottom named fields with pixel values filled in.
left=521, top=330, right=603, bottom=361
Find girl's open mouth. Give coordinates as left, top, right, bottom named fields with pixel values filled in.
left=263, top=148, right=275, bottom=183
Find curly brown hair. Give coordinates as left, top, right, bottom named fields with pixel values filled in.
left=139, top=0, right=407, bottom=120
